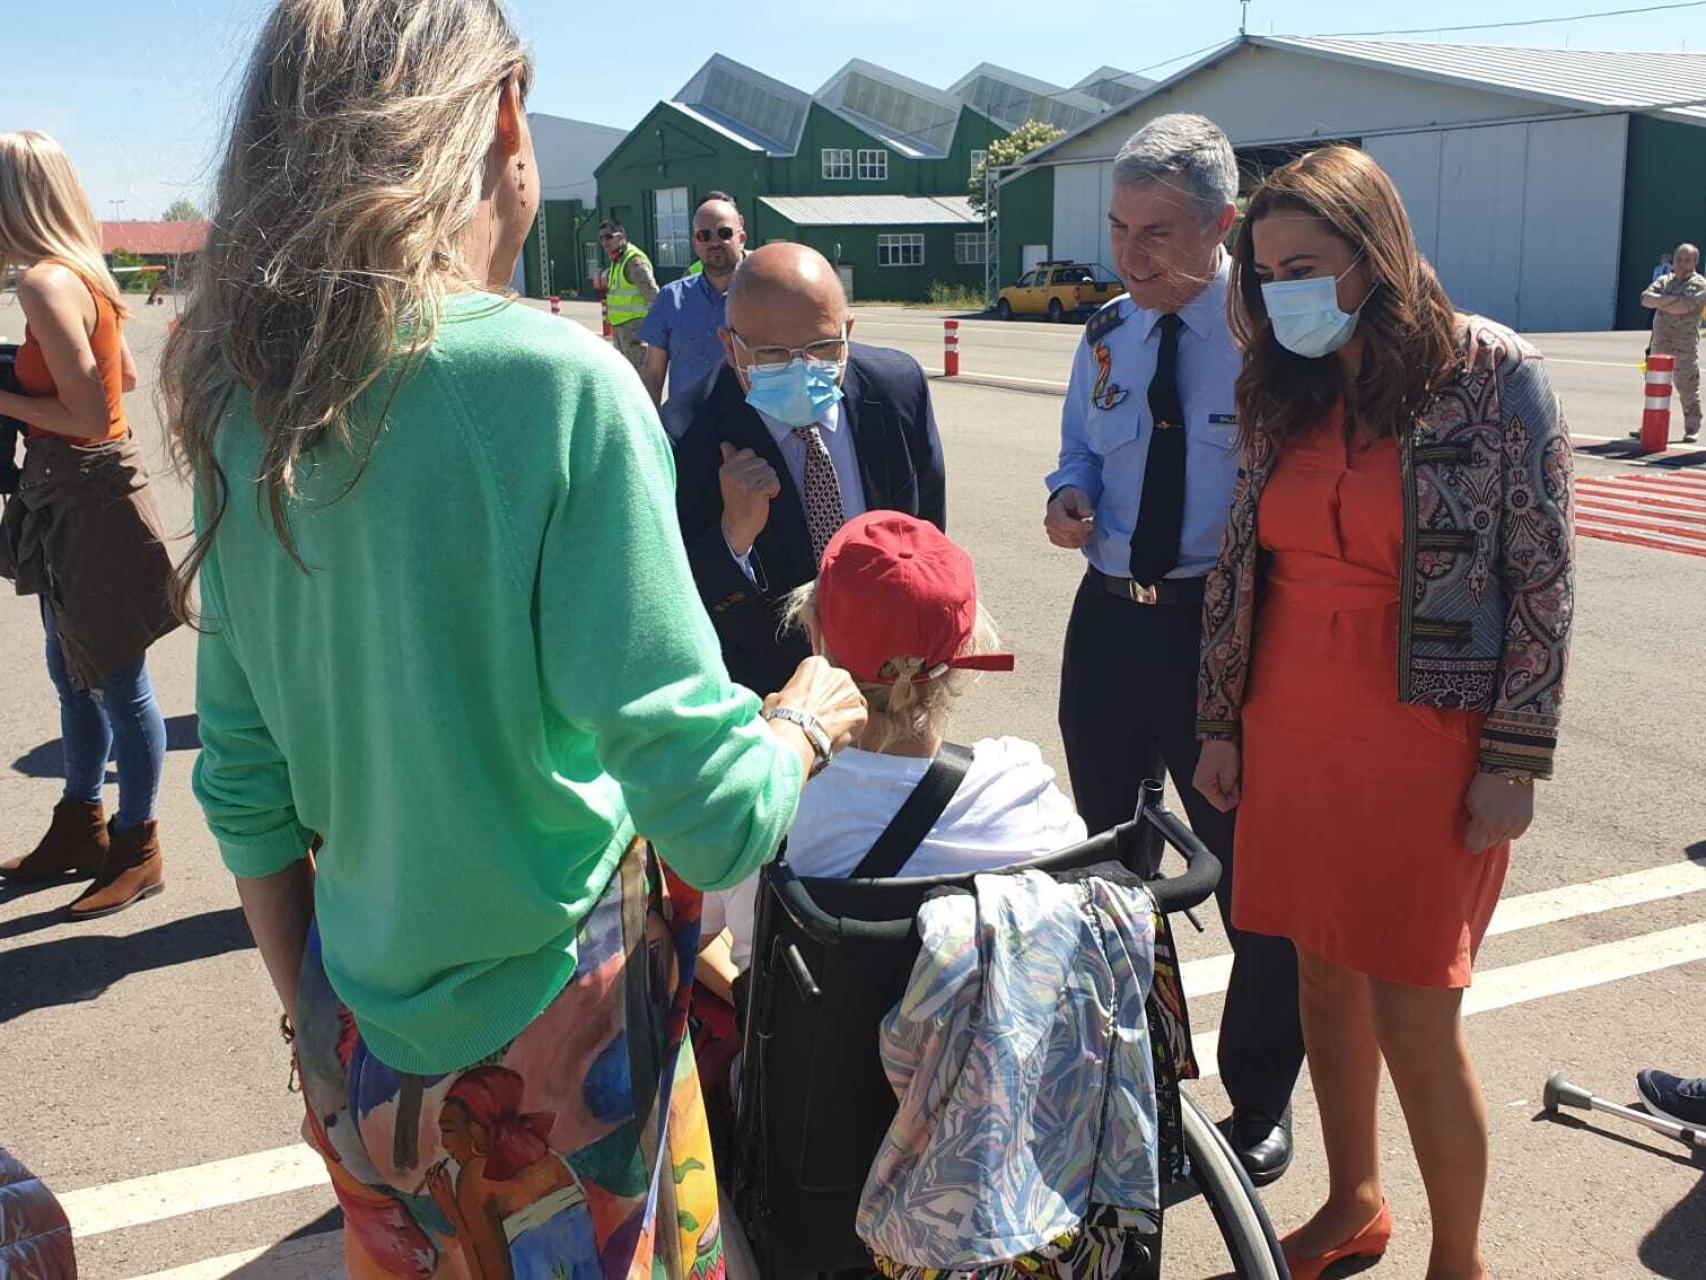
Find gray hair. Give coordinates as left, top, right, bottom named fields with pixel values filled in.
left=1677, top=242, right=1700, bottom=262
left=781, top=582, right=1001, bottom=755
left=1113, top=113, right=1238, bottom=222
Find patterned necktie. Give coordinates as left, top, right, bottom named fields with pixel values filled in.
left=1130, top=313, right=1187, bottom=587
left=793, top=425, right=846, bottom=567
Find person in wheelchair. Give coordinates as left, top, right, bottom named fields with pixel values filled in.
left=712, top=510, right=1086, bottom=975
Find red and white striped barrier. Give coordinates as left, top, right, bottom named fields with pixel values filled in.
left=943, top=319, right=960, bottom=378
left=1642, top=353, right=1675, bottom=452
left=550, top=294, right=561, bottom=316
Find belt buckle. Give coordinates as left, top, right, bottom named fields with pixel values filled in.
left=1126, top=579, right=1158, bottom=606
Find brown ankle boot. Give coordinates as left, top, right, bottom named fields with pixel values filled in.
left=0, top=799, right=110, bottom=882
left=68, top=820, right=165, bottom=919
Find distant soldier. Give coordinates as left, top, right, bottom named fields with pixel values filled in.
left=1642, top=243, right=1706, bottom=443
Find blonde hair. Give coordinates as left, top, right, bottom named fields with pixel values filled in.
left=164, top=0, right=532, bottom=614
left=0, top=131, right=127, bottom=316
left=782, top=583, right=1002, bottom=754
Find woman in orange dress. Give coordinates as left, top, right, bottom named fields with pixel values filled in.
left=1194, top=147, right=1574, bottom=1280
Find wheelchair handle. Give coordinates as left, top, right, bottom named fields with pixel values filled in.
left=1132, top=784, right=1221, bottom=918
left=764, top=779, right=1221, bottom=952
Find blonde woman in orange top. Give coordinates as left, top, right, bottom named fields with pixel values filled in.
left=0, top=131, right=173, bottom=918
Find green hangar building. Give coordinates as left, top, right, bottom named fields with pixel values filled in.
left=546, top=56, right=1150, bottom=303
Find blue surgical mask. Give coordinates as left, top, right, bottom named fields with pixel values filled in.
left=742, top=357, right=845, bottom=428
left=1261, top=258, right=1374, bottom=359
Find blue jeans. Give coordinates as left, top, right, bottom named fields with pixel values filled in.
left=42, top=605, right=165, bottom=832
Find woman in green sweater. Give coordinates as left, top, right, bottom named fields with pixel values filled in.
left=163, top=3, right=863, bottom=1275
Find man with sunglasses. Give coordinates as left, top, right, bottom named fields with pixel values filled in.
left=640, top=193, right=746, bottom=410
left=598, top=219, right=658, bottom=374
left=669, top=243, right=946, bottom=696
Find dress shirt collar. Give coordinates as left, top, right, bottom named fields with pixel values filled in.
left=1135, top=247, right=1230, bottom=344
left=757, top=396, right=842, bottom=446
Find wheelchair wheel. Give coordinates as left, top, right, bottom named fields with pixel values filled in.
left=1177, top=1088, right=1288, bottom=1279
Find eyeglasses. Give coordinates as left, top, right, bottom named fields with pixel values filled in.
left=599, top=232, right=621, bottom=241
left=729, top=329, right=848, bottom=370
left=694, top=226, right=737, bottom=244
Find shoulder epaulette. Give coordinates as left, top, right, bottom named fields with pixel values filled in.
left=1085, top=297, right=1127, bottom=345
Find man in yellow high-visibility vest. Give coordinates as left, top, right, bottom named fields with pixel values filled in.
left=599, top=219, right=659, bottom=373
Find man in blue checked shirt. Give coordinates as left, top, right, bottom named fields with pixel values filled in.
left=641, top=192, right=746, bottom=414
left=1043, top=113, right=1304, bottom=1187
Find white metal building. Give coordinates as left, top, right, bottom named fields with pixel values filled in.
left=1003, top=37, right=1706, bottom=331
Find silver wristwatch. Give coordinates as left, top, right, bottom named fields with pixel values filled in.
left=763, top=706, right=833, bottom=777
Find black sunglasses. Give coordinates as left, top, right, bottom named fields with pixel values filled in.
left=694, top=226, right=737, bottom=244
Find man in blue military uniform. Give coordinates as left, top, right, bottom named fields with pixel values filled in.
left=1044, top=113, right=1304, bottom=1185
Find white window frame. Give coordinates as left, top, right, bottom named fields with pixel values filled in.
left=969, top=149, right=988, bottom=182
left=821, top=148, right=853, bottom=180
left=877, top=233, right=924, bottom=268
left=857, top=148, right=889, bottom=181
left=954, top=231, right=988, bottom=266
left=652, top=186, right=691, bottom=269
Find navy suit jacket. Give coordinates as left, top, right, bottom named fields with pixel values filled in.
left=670, top=343, right=948, bottom=698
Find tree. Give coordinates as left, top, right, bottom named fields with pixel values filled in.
left=161, top=198, right=204, bottom=222
left=968, top=120, right=1065, bottom=215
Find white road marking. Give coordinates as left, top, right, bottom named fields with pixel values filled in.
left=84, top=862, right=1706, bottom=1270
left=1464, top=922, right=1706, bottom=1015
left=1189, top=920, right=1706, bottom=1085
left=1181, top=859, right=1706, bottom=1000
left=118, top=1231, right=343, bottom=1280
left=59, top=1143, right=328, bottom=1239
left=923, top=367, right=1071, bottom=391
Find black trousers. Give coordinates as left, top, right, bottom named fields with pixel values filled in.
left=1059, top=572, right=1304, bottom=1120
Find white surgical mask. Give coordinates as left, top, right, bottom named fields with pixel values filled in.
left=1261, top=257, right=1374, bottom=359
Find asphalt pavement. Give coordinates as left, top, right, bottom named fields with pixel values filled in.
left=1, top=295, right=1702, bottom=1279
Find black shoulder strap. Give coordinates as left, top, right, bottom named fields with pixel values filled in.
left=850, top=743, right=974, bottom=880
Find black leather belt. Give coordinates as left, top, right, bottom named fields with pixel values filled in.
left=1089, top=567, right=1206, bottom=607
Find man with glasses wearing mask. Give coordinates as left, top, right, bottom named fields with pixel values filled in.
left=669, top=243, right=946, bottom=696
left=598, top=218, right=658, bottom=374
left=1044, top=114, right=1305, bottom=1186
left=640, top=192, right=746, bottom=412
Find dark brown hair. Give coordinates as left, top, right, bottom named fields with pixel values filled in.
left=1230, top=145, right=1461, bottom=446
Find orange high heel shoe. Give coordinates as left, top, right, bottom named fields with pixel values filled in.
left=1281, top=1199, right=1394, bottom=1280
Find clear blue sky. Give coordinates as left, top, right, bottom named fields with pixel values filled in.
left=10, top=0, right=1699, bottom=216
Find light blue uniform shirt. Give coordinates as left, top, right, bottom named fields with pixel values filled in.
left=639, top=270, right=731, bottom=405
left=1046, top=253, right=1243, bottom=580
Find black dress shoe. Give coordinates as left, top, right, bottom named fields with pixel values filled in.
left=1217, top=1110, right=1293, bottom=1187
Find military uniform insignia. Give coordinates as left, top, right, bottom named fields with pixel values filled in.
left=1092, top=341, right=1128, bottom=410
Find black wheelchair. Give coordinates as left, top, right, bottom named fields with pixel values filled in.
left=726, top=778, right=1289, bottom=1279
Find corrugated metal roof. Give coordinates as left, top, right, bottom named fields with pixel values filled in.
left=1263, top=36, right=1706, bottom=123
left=1016, top=35, right=1706, bottom=175
left=665, top=102, right=768, bottom=152
left=948, top=63, right=1107, bottom=132
left=815, top=60, right=971, bottom=159
left=1074, top=66, right=1153, bottom=108
left=672, top=54, right=812, bottom=155
left=758, top=194, right=981, bottom=227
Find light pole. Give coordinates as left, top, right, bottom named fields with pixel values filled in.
left=108, top=199, right=126, bottom=222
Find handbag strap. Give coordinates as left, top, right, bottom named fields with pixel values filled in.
left=850, top=743, right=974, bottom=880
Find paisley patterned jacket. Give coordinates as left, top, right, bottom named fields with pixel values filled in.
left=1196, top=317, right=1574, bottom=779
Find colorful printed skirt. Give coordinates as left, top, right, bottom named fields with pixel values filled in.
left=293, top=840, right=726, bottom=1280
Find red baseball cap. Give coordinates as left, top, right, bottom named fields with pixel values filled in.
left=816, top=511, right=1015, bottom=686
